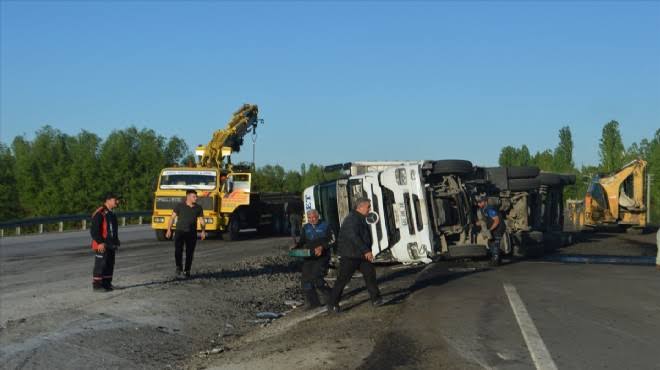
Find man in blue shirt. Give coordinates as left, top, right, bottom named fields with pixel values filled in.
left=477, top=195, right=506, bottom=266
left=294, top=209, right=335, bottom=309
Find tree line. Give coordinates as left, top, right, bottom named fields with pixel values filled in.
left=1, top=122, right=657, bottom=222
left=0, top=126, right=339, bottom=221
left=498, top=121, right=660, bottom=221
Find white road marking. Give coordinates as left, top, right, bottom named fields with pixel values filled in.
left=503, top=283, right=558, bottom=370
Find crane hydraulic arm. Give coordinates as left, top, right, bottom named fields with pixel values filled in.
left=198, top=104, right=261, bottom=170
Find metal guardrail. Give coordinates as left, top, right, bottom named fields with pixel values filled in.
left=0, top=211, right=151, bottom=237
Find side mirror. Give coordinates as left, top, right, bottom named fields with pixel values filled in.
left=366, top=212, right=380, bottom=225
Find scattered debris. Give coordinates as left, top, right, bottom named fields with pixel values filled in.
left=198, top=346, right=225, bottom=357
left=284, top=300, right=304, bottom=308
left=256, top=311, right=283, bottom=319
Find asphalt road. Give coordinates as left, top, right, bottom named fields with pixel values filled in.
left=2, top=228, right=659, bottom=369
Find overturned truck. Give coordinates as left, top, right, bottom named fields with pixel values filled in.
left=303, top=160, right=575, bottom=264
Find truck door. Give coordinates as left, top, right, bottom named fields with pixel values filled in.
left=379, top=165, right=433, bottom=264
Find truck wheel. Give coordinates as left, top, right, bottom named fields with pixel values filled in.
left=222, top=217, right=240, bottom=241
left=155, top=229, right=167, bottom=241
left=560, top=174, right=576, bottom=185
left=507, top=166, right=540, bottom=179
left=507, top=178, right=540, bottom=191
left=431, top=160, right=473, bottom=175
left=537, top=173, right=562, bottom=187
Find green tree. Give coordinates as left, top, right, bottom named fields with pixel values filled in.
left=499, top=145, right=531, bottom=166
left=531, top=149, right=555, bottom=171
left=599, top=120, right=625, bottom=173
left=553, top=126, right=574, bottom=173
left=0, top=144, right=21, bottom=220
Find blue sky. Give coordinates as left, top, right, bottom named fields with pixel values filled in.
left=1, top=1, right=659, bottom=170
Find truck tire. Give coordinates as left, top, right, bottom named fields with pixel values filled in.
left=155, top=229, right=168, bottom=241
left=507, top=166, right=540, bottom=179
left=507, top=178, right=540, bottom=192
left=447, top=244, right=488, bottom=258
left=431, top=160, right=473, bottom=175
left=560, top=174, right=576, bottom=185
left=537, top=173, right=562, bottom=187
left=222, top=217, right=241, bottom=241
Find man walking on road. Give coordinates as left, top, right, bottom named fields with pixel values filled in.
left=91, top=193, right=120, bottom=292
left=327, top=198, right=383, bottom=313
left=294, top=209, right=335, bottom=309
left=166, top=190, right=206, bottom=278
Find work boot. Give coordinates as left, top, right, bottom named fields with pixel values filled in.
left=326, top=304, right=340, bottom=314
left=184, top=271, right=191, bottom=278
left=93, top=283, right=106, bottom=292
left=372, top=297, right=385, bottom=307
left=176, top=268, right=184, bottom=279
left=304, top=289, right=321, bottom=310
left=318, top=286, right=332, bottom=305
left=489, top=245, right=501, bottom=266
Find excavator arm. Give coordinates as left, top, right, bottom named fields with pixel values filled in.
left=583, top=159, right=647, bottom=227
left=198, top=104, right=260, bottom=170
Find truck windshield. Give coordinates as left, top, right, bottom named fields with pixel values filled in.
left=160, top=170, right=217, bottom=190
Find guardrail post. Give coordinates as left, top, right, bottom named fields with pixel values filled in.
left=39, top=224, right=44, bottom=234
left=16, top=226, right=21, bottom=236
left=59, top=221, right=64, bottom=232
left=121, top=217, right=126, bottom=226
left=1, top=229, right=4, bottom=237
left=138, top=216, right=143, bottom=225
left=81, top=219, right=87, bottom=230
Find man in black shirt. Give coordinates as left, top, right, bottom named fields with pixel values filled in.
left=327, top=197, right=383, bottom=313
left=166, top=189, right=206, bottom=278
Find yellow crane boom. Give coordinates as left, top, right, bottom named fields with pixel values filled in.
left=197, top=104, right=260, bottom=171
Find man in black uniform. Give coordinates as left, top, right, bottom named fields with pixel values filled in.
left=327, top=197, right=383, bottom=312
left=91, top=193, right=120, bottom=292
left=166, top=189, right=206, bottom=278
left=294, top=209, right=335, bottom=309
left=476, top=195, right=506, bottom=266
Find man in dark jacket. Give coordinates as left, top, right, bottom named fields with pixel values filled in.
left=327, top=197, right=383, bottom=312
left=294, top=209, right=335, bottom=309
left=477, top=195, right=506, bottom=266
left=91, top=192, right=120, bottom=292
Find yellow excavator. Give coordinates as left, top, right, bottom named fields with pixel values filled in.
left=566, top=159, right=648, bottom=231
left=151, top=104, right=297, bottom=241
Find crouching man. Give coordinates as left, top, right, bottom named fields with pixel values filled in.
left=294, top=209, right=335, bottom=309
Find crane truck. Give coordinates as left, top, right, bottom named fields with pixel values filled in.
left=151, top=104, right=299, bottom=241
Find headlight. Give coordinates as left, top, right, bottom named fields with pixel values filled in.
left=204, top=218, right=214, bottom=224
left=153, top=217, right=165, bottom=223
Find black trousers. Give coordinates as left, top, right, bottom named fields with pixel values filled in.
left=329, top=257, right=380, bottom=307
left=174, top=231, right=197, bottom=272
left=93, top=248, right=116, bottom=286
left=301, top=255, right=331, bottom=306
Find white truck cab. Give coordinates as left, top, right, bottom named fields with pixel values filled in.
left=304, top=161, right=435, bottom=264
